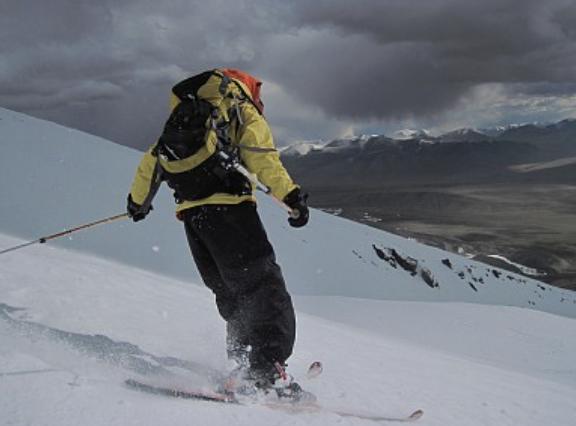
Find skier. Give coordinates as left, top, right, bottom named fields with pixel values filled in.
left=126, top=69, right=309, bottom=399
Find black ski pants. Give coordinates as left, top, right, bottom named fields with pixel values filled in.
left=182, top=201, right=295, bottom=375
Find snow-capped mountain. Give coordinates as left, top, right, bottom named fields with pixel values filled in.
left=278, top=118, right=576, bottom=186
left=280, top=118, right=576, bottom=291
left=479, top=124, right=522, bottom=137
left=497, top=118, right=576, bottom=145
left=279, top=118, right=576, bottom=159
left=280, top=135, right=377, bottom=157
left=279, top=140, right=325, bottom=156
left=1, top=107, right=576, bottom=425
left=322, top=134, right=375, bottom=152
left=392, top=128, right=431, bottom=140
left=554, top=117, right=576, bottom=129
left=436, top=128, right=490, bottom=143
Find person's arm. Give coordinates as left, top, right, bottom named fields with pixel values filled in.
left=237, top=106, right=298, bottom=200
left=237, top=105, right=309, bottom=227
left=127, top=145, right=158, bottom=222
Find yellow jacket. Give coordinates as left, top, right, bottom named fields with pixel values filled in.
left=129, top=71, right=298, bottom=214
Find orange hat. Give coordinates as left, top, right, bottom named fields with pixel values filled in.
left=221, top=68, right=264, bottom=114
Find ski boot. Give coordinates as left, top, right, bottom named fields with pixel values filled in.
left=260, top=362, right=316, bottom=404
left=220, top=362, right=315, bottom=404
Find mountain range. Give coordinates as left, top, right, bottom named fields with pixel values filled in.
left=280, top=119, right=576, bottom=289
left=280, top=120, right=576, bottom=181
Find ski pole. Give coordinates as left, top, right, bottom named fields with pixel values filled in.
left=217, top=151, right=298, bottom=218
left=211, top=112, right=298, bottom=219
left=0, top=213, right=129, bottom=256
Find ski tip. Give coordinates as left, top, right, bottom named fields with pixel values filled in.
left=306, top=361, right=323, bottom=379
left=408, top=409, right=424, bottom=421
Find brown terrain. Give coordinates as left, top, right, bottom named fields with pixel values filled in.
left=281, top=122, right=576, bottom=290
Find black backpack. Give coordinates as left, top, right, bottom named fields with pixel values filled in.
left=154, top=71, right=252, bottom=203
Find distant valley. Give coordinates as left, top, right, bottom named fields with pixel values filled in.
left=281, top=119, right=576, bottom=290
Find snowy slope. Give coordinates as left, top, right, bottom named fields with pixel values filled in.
left=0, top=107, right=196, bottom=282
left=1, top=233, right=576, bottom=426
left=1, top=107, right=575, bottom=319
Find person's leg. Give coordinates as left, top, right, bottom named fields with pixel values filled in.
left=226, top=321, right=250, bottom=367
left=183, top=209, right=250, bottom=366
left=185, top=202, right=296, bottom=380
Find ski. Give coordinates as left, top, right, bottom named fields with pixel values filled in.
left=262, top=399, right=423, bottom=422
left=332, top=408, right=424, bottom=423
left=125, top=377, right=423, bottom=423
left=125, top=378, right=238, bottom=403
left=306, top=360, right=323, bottom=379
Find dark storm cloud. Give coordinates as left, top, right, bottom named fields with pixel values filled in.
left=1, top=0, right=575, bottom=147
left=0, top=0, right=276, bottom=147
left=264, top=0, right=576, bottom=120
left=263, top=32, right=471, bottom=120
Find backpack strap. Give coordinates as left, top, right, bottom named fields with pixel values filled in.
left=218, top=73, right=231, bottom=95
left=237, top=144, right=277, bottom=153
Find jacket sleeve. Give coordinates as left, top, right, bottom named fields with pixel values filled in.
left=129, top=145, right=158, bottom=205
left=237, top=106, right=298, bottom=200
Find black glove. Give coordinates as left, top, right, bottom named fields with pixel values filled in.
left=283, top=188, right=309, bottom=228
left=127, top=194, right=152, bottom=222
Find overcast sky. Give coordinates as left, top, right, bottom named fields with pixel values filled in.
left=2, top=0, right=576, bottom=149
